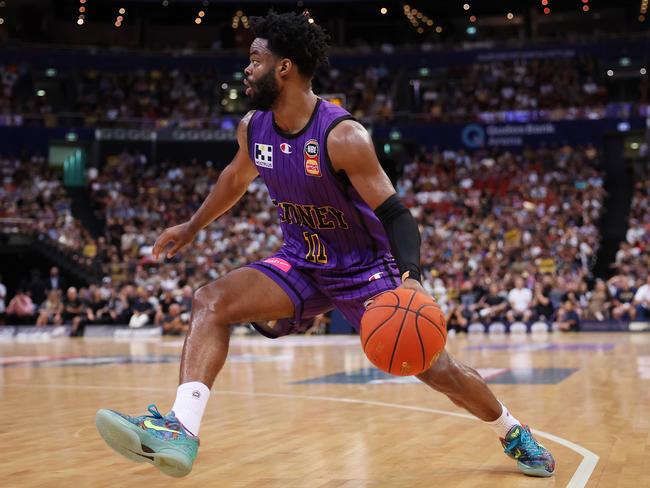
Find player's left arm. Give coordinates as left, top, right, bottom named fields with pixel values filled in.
left=328, top=120, right=424, bottom=292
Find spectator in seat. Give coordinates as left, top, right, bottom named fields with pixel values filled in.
left=476, top=283, right=508, bottom=324
left=155, top=289, right=178, bottom=325
left=129, top=287, right=155, bottom=328
left=445, top=300, right=469, bottom=333
left=63, top=287, right=90, bottom=336
left=89, top=286, right=116, bottom=324
left=6, top=289, right=36, bottom=324
left=506, top=277, right=533, bottom=323
left=161, top=303, right=189, bottom=336
left=634, top=275, right=650, bottom=320
left=586, top=279, right=611, bottom=321
left=612, top=277, right=637, bottom=320
left=46, top=266, right=64, bottom=293
left=36, top=289, right=63, bottom=327
left=531, top=279, right=554, bottom=322
left=555, top=300, right=581, bottom=331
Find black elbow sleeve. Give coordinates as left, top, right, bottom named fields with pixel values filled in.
left=374, top=194, right=422, bottom=282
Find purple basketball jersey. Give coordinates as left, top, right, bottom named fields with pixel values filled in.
left=247, top=99, right=392, bottom=271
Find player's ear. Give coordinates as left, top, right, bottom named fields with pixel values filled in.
left=278, top=58, right=292, bottom=77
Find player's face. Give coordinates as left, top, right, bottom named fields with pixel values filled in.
left=244, top=38, right=281, bottom=111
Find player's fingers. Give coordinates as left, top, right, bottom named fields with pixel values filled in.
left=152, top=233, right=171, bottom=260
left=166, top=240, right=187, bottom=259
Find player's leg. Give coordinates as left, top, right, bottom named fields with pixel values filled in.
left=416, top=352, right=555, bottom=476
left=178, top=266, right=293, bottom=387
left=329, top=259, right=554, bottom=478
left=95, top=266, right=295, bottom=477
left=416, top=350, right=500, bottom=420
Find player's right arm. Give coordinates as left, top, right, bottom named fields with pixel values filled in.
left=152, top=112, right=259, bottom=260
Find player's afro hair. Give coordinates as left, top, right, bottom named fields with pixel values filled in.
left=251, top=11, right=330, bottom=79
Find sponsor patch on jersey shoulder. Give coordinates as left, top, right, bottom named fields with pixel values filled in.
left=304, top=139, right=321, bottom=177
left=280, top=143, right=292, bottom=154
left=263, top=257, right=292, bottom=273
left=254, top=143, right=273, bottom=168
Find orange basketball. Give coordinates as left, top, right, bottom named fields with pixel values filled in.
left=360, top=288, right=446, bottom=376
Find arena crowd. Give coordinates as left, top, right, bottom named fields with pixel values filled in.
left=2, top=143, right=648, bottom=334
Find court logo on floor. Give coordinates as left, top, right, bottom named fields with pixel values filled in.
left=294, top=367, right=578, bottom=385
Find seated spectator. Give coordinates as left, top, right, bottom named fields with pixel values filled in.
left=161, top=303, right=188, bottom=336
left=155, top=289, right=178, bottom=325
left=476, top=283, right=508, bottom=324
left=62, top=286, right=90, bottom=336
left=445, top=301, right=469, bottom=333
left=6, top=289, right=36, bottom=324
left=129, top=287, right=156, bottom=328
left=612, top=277, right=637, bottom=320
left=555, top=300, right=581, bottom=332
left=634, top=275, right=650, bottom=321
left=585, top=279, right=611, bottom=321
left=506, top=277, right=533, bottom=323
left=531, top=279, right=554, bottom=322
left=36, top=289, right=63, bottom=327
left=88, top=287, right=116, bottom=324
left=458, top=280, right=480, bottom=322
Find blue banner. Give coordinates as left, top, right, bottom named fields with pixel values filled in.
left=373, top=118, right=646, bottom=150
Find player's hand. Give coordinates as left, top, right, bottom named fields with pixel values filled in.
left=399, top=278, right=427, bottom=296
left=152, top=221, right=197, bottom=260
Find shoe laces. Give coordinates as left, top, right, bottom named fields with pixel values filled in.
left=146, top=404, right=164, bottom=419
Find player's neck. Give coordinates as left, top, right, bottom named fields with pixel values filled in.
left=272, top=89, right=318, bottom=135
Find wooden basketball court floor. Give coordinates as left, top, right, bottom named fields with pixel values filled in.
left=1, top=331, right=648, bottom=488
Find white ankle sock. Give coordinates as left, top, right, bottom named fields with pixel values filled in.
left=486, top=403, right=520, bottom=438
left=171, top=382, right=210, bottom=436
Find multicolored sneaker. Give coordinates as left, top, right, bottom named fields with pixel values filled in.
left=95, top=404, right=198, bottom=477
left=500, top=424, right=555, bottom=477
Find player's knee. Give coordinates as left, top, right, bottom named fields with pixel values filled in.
left=192, top=283, right=235, bottom=325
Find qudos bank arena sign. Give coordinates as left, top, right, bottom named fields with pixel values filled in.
left=461, top=122, right=556, bottom=148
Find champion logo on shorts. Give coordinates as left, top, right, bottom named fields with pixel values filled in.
left=264, top=257, right=292, bottom=273
left=368, top=272, right=384, bottom=282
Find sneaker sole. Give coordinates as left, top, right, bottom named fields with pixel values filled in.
left=95, top=409, right=193, bottom=477
left=517, top=461, right=555, bottom=477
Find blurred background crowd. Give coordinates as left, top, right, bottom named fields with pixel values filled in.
left=0, top=0, right=648, bottom=335
left=2, top=143, right=648, bottom=334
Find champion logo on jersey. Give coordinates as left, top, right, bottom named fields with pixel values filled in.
left=254, top=143, right=273, bottom=168
left=304, top=139, right=321, bottom=177
left=280, top=143, right=292, bottom=154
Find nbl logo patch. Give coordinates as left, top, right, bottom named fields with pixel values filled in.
left=254, top=143, right=273, bottom=168
left=304, top=139, right=321, bottom=177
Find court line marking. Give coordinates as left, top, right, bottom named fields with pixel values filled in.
left=3, top=382, right=598, bottom=487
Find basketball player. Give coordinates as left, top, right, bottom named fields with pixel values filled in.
left=95, top=12, right=555, bottom=478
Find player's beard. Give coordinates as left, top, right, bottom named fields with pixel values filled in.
left=248, top=68, right=280, bottom=111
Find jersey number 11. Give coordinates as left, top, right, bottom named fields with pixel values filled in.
left=303, top=232, right=328, bottom=264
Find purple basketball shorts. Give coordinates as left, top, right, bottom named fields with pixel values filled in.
left=246, top=250, right=401, bottom=338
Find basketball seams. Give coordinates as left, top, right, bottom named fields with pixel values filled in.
left=362, top=304, right=400, bottom=348
left=415, top=310, right=447, bottom=340
left=414, top=321, right=426, bottom=373
left=387, top=290, right=417, bottom=373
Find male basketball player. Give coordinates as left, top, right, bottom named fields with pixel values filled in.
left=96, top=12, right=555, bottom=479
